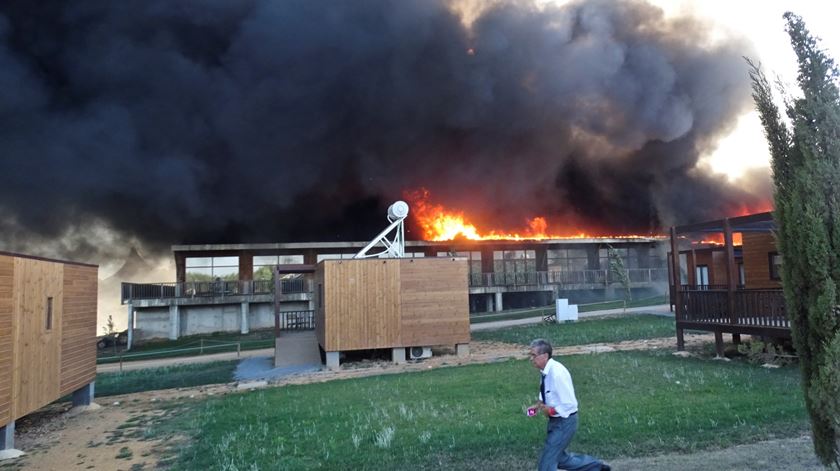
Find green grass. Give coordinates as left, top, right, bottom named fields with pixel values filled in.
left=469, top=295, right=668, bottom=324
left=472, top=314, right=676, bottom=346
left=147, top=351, right=806, bottom=470
left=97, top=330, right=275, bottom=364
left=95, top=361, right=238, bottom=397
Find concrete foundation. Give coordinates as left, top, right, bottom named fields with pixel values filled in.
left=134, top=301, right=308, bottom=342
left=72, top=382, right=95, bottom=407
left=392, top=347, right=406, bottom=364
left=0, top=421, right=13, bottom=451
left=326, top=351, right=340, bottom=370
left=456, top=343, right=470, bottom=357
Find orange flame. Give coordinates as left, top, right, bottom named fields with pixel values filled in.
left=404, top=188, right=661, bottom=241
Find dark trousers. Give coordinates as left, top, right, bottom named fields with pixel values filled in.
left=538, top=414, right=602, bottom=471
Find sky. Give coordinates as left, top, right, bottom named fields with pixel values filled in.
left=647, top=0, right=840, bottom=180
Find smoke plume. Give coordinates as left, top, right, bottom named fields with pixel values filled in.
left=0, top=0, right=766, bottom=263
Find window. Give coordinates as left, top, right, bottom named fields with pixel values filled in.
left=45, top=297, right=53, bottom=330
left=738, top=263, right=745, bottom=286
left=769, top=252, right=783, bottom=280
left=316, top=253, right=356, bottom=262
left=186, top=256, right=239, bottom=281
left=437, top=251, right=482, bottom=275
left=253, top=255, right=304, bottom=280
left=547, top=248, right=589, bottom=271
left=695, top=265, right=709, bottom=288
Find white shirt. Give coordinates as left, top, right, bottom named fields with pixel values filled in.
left=540, top=357, right=578, bottom=418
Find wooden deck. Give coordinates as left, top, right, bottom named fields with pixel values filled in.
left=676, top=288, right=790, bottom=355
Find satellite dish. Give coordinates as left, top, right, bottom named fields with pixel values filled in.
left=354, top=201, right=409, bottom=259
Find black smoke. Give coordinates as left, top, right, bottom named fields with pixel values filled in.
left=0, top=0, right=767, bottom=262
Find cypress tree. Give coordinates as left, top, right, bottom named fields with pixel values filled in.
left=748, top=13, right=840, bottom=468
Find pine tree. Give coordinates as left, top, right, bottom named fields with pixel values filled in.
left=748, top=12, right=840, bottom=468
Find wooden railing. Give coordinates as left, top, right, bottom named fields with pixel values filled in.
left=121, top=279, right=310, bottom=303
left=678, top=288, right=788, bottom=328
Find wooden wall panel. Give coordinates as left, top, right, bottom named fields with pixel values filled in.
left=323, top=260, right=401, bottom=351
left=60, top=264, right=97, bottom=396
left=0, top=255, right=14, bottom=427
left=399, top=258, right=469, bottom=346
left=12, top=258, right=63, bottom=420
left=742, top=232, right=781, bottom=289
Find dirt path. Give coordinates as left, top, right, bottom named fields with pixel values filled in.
left=3, top=333, right=819, bottom=470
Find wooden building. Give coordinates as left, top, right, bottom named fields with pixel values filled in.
left=0, top=252, right=97, bottom=451
left=311, top=257, right=470, bottom=369
left=668, top=212, right=789, bottom=356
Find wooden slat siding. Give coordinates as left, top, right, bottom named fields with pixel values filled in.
left=59, top=263, right=97, bottom=396
left=399, top=258, right=469, bottom=346
left=12, top=258, right=63, bottom=421
left=711, top=251, right=728, bottom=287
left=742, top=232, right=782, bottom=289
left=0, top=255, right=14, bottom=427
left=323, top=259, right=401, bottom=351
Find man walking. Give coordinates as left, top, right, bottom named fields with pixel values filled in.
left=528, top=338, right=610, bottom=471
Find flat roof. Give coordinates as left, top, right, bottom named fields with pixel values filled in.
left=172, top=237, right=666, bottom=252
left=673, top=212, right=775, bottom=234
left=0, top=250, right=99, bottom=268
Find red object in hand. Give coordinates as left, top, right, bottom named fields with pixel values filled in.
left=526, top=407, right=537, bottom=416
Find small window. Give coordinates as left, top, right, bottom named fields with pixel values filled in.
left=45, top=297, right=53, bottom=330
left=769, top=253, right=783, bottom=280
left=695, top=265, right=709, bottom=288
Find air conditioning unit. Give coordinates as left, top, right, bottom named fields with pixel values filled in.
left=408, top=346, right=432, bottom=360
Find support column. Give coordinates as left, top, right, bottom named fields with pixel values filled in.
left=72, top=382, right=95, bottom=407
left=168, top=305, right=180, bottom=340
left=494, top=292, right=503, bottom=312
left=392, top=347, right=406, bottom=364
left=485, top=294, right=493, bottom=312
left=126, top=303, right=134, bottom=351
left=326, top=351, right=340, bottom=370
left=240, top=302, right=249, bottom=334
left=0, top=421, right=13, bottom=450
left=670, top=227, right=684, bottom=351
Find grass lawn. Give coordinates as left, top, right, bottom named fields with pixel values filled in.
left=472, top=314, right=676, bottom=346
left=469, top=295, right=667, bottom=324
left=96, top=360, right=238, bottom=397
left=97, top=330, right=276, bottom=364
left=146, top=351, right=807, bottom=470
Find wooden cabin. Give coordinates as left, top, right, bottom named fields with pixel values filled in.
left=668, top=212, right=789, bottom=356
left=0, top=252, right=98, bottom=450
left=312, top=257, right=470, bottom=369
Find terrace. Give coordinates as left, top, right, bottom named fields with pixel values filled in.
left=669, top=212, right=790, bottom=355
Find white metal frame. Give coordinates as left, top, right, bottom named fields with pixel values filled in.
left=354, top=201, right=409, bottom=259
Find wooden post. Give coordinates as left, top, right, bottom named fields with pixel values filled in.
left=723, top=218, right=737, bottom=325
left=670, top=227, right=684, bottom=350
left=274, top=265, right=281, bottom=339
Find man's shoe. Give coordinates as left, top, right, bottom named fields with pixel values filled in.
left=600, top=465, right=611, bottom=471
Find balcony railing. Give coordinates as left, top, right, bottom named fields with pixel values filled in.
left=121, top=279, right=310, bottom=304
left=468, top=268, right=668, bottom=288
left=678, top=288, right=788, bottom=328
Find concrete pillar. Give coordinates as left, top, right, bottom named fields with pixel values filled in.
left=485, top=294, right=494, bottom=312
left=326, top=351, right=340, bottom=371
left=72, top=382, right=95, bottom=407
left=168, top=305, right=180, bottom=340
left=494, top=292, right=503, bottom=312
left=126, top=303, right=134, bottom=350
left=240, top=302, right=249, bottom=334
left=0, top=421, right=13, bottom=450
left=274, top=337, right=282, bottom=367
left=392, top=347, right=406, bottom=364
left=456, top=343, right=470, bottom=358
